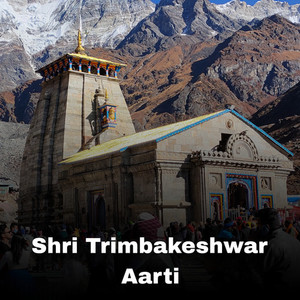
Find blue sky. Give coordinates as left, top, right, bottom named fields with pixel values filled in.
left=151, top=0, right=300, bottom=5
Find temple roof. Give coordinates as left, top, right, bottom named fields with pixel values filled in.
left=37, top=52, right=127, bottom=75
left=68, top=52, right=127, bottom=67
left=60, top=109, right=293, bottom=165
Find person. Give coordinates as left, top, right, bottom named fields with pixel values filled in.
left=179, top=222, right=187, bottom=241
left=239, top=222, right=251, bottom=241
left=0, top=224, right=13, bottom=289
left=0, top=235, right=34, bottom=296
left=235, top=217, right=243, bottom=231
left=59, top=224, right=68, bottom=240
left=132, top=212, right=165, bottom=241
left=255, top=208, right=300, bottom=290
left=10, top=223, right=19, bottom=235
left=61, top=235, right=89, bottom=298
left=249, top=207, right=257, bottom=216
left=195, top=225, right=203, bottom=242
left=284, top=220, right=299, bottom=239
left=0, top=224, right=12, bottom=259
left=217, top=218, right=237, bottom=241
left=203, top=218, right=218, bottom=241
left=167, top=222, right=183, bottom=241
left=24, top=227, right=34, bottom=246
left=125, top=212, right=176, bottom=289
left=185, top=221, right=195, bottom=242
left=294, top=221, right=300, bottom=241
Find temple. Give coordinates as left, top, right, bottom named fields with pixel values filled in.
left=18, top=29, right=135, bottom=225
left=58, top=109, right=294, bottom=230
left=18, top=30, right=294, bottom=229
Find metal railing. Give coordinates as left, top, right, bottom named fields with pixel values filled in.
left=228, top=206, right=248, bottom=221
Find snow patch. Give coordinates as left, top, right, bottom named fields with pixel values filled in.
left=0, top=0, right=155, bottom=56
left=214, top=0, right=300, bottom=24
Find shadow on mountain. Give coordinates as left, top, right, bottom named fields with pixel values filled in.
left=190, top=38, right=230, bottom=83
left=14, top=79, right=42, bottom=124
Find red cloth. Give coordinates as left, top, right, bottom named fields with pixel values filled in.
left=133, top=217, right=163, bottom=241
left=187, top=223, right=195, bottom=232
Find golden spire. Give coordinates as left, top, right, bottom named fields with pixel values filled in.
left=75, top=10, right=86, bottom=55
left=75, top=29, right=86, bottom=54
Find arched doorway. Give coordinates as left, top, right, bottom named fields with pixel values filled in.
left=89, top=190, right=106, bottom=230
left=227, top=181, right=249, bottom=220
left=228, top=181, right=248, bottom=209
left=95, top=195, right=106, bottom=230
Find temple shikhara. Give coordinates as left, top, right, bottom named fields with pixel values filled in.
left=18, top=29, right=294, bottom=230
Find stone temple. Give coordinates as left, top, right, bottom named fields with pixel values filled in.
left=18, top=31, right=294, bottom=230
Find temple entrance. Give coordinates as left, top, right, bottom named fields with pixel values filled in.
left=227, top=181, right=249, bottom=220
left=225, top=174, right=258, bottom=221
left=89, top=190, right=106, bottom=230
left=95, top=196, right=106, bottom=229
left=228, top=182, right=248, bottom=209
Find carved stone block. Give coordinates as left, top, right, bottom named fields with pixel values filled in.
left=260, top=177, right=272, bottom=191
left=209, top=173, right=222, bottom=188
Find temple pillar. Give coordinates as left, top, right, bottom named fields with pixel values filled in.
left=68, top=58, right=73, bottom=71
left=97, top=63, right=100, bottom=76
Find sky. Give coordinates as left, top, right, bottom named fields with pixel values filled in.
left=151, top=0, right=300, bottom=5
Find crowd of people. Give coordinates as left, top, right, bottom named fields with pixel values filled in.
left=165, top=213, right=300, bottom=244
left=1, top=208, right=300, bottom=297
left=0, top=213, right=176, bottom=297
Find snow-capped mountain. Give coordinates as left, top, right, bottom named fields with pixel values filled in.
left=0, top=0, right=299, bottom=92
left=117, top=0, right=245, bottom=56
left=214, top=0, right=300, bottom=24
left=0, top=0, right=155, bottom=91
left=2, top=0, right=297, bottom=60
left=0, top=0, right=155, bottom=56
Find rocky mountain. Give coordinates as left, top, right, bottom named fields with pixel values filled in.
left=0, top=121, right=29, bottom=188
left=0, top=120, right=28, bottom=224
left=0, top=0, right=155, bottom=91
left=251, top=82, right=300, bottom=194
left=251, top=81, right=300, bottom=128
left=1, top=0, right=299, bottom=93
left=118, top=0, right=300, bottom=56
left=119, top=15, right=300, bottom=130
left=117, top=0, right=244, bottom=56
left=200, top=15, right=300, bottom=104
left=0, top=79, right=41, bottom=123
left=0, top=10, right=36, bottom=92
left=1, top=14, right=300, bottom=129
left=214, top=0, right=300, bottom=24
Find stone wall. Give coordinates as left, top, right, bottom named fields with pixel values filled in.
left=19, top=69, right=135, bottom=225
